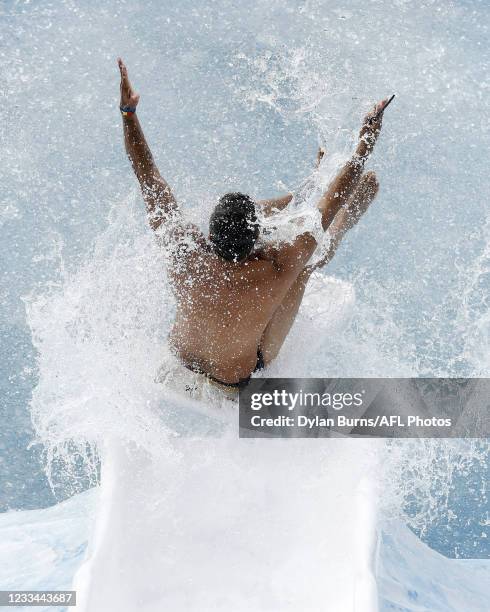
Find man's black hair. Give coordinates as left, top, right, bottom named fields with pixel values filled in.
left=209, top=192, right=259, bottom=262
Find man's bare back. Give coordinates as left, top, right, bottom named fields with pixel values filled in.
left=118, top=58, right=388, bottom=385
left=168, top=235, right=312, bottom=383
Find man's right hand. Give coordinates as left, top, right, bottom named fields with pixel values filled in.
left=356, top=98, right=390, bottom=158
left=118, top=58, right=140, bottom=111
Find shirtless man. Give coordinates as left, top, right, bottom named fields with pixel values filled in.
left=118, top=58, right=388, bottom=388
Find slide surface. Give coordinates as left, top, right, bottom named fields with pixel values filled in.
left=1, top=486, right=489, bottom=612
left=74, top=434, right=380, bottom=612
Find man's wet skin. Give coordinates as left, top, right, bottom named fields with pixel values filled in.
left=118, top=58, right=388, bottom=384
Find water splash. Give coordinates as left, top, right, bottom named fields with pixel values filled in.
left=4, top=0, right=486, bottom=557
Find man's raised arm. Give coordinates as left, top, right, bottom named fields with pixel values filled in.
left=317, top=98, right=389, bottom=230
left=118, top=58, right=178, bottom=232
left=264, top=101, right=390, bottom=274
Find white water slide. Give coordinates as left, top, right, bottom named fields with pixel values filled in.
left=74, top=438, right=380, bottom=612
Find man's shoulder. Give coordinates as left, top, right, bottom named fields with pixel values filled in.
left=230, top=254, right=280, bottom=284
left=156, top=221, right=207, bottom=258
left=156, top=219, right=203, bottom=243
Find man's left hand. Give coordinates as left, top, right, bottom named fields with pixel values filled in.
left=118, top=58, right=140, bottom=110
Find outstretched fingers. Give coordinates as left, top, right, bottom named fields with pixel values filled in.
left=118, top=58, right=130, bottom=91
left=364, top=101, right=383, bottom=130
left=359, top=96, right=392, bottom=152
left=117, top=58, right=140, bottom=108
left=365, top=95, right=394, bottom=128
left=118, top=57, right=127, bottom=79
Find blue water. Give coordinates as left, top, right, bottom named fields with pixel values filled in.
left=1, top=0, right=489, bottom=559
